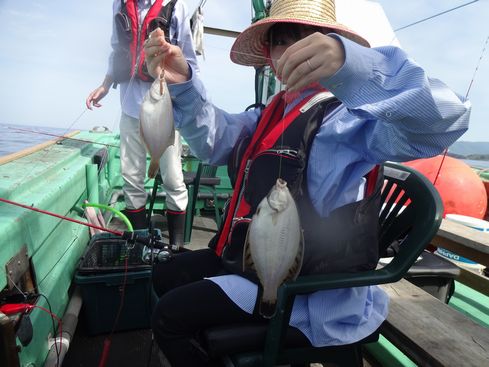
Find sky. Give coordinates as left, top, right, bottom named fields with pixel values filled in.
left=0, top=0, right=487, bottom=141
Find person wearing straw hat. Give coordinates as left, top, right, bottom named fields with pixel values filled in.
left=144, top=0, right=470, bottom=365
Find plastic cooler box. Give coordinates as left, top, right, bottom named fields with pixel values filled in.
left=436, top=214, right=488, bottom=268
left=380, top=249, right=460, bottom=303
left=404, top=250, right=460, bottom=303
left=74, top=232, right=154, bottom=335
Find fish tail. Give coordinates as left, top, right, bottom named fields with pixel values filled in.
left=148, top=159, right=159, bottom=179
left=259, top=299, right=277, bottom=319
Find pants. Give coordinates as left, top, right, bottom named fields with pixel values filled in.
left=151, top=249, right=277, bottom=366
left=119, top=113, right=188, bottom=211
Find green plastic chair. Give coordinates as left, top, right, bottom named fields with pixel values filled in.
left=202, top=162, right=444, bottom=367
left=184, top=162, right=222, bottom=244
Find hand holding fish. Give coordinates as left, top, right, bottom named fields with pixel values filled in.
left=144, top=28, right=190, bottom=83
left=275, top=32, right=345, bottom=93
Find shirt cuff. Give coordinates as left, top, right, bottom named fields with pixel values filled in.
left=320, top=34, right=374, bottom=106
left=169, top=64, right=203, bottom=97
left=168, top=64, right=206, bottom=129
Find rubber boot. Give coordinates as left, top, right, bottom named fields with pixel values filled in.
left=166, top=211, right=186, bottom=250
left=122, top=207, right=148, bottom=230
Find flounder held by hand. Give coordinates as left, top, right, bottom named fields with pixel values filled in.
left=140, top=74, right=175, bottom=178
left=243, top=178, right=304, bottom=318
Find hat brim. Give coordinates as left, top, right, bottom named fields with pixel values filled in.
left=230, top=18, right=370, bottom=67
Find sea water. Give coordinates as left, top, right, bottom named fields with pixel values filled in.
left=0, top=123, right=76, bottom=157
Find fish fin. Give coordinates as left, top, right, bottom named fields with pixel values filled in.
left=271, top=212, right=278, bottom=226
left=169, top=126, right=175, bottom=146
left=148, top=160, right=159, bottom=179
left=243, top=225, right=255, bottom=272
left=259, top=299, right=277, bottom=319
left=96, top=209, right=106, bottom=228
left=84, top=204, right=102, bottom=236
left=287, top=229, right=305, bottom=281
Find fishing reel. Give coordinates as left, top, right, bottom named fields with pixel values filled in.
left=121, top=231, right=174, bottom=264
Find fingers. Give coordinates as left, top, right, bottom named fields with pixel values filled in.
left=86, top=89, right=104, bottom=110
left=86, top=92, right=96, bottom=110
left=147, top=53, right=165, bottom=79
left=276, top=33, right=345, bottom=92
left=144, top=28, right=171, bottom=78
left=144, top=27, right=190, bottom=83
left=145, top=28, right=171, bottom=57
left=279, top=44, right=318, bottom=91
left=276, top=36, right=315, bottom=80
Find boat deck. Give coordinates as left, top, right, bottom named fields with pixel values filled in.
left=63, top=213, right=217, bottom=367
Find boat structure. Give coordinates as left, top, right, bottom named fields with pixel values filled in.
left=1, top=1, right=489, bottom=366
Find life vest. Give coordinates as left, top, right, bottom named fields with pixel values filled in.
left=213, top=91, right=383, bottom=279
left=112, top=0, right=177, bottom=84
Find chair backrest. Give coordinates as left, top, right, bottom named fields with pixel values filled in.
left=378, top=162, right=444, bottom=280
left=193, top=162, right=220, bottom=187
left=201, top=164, right=218, bottom=179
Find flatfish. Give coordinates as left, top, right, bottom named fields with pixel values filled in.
left=243, top=178, right=304, bottom=318
left=140, top=73, right=175, bottom=178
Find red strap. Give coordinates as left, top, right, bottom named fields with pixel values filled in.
left=138, top=1, right=164, bottom=81
left=214, top=93, right=285, bottom=255
left=365, top=165, right=380, bottom=196
left=125, top=0, right=138, bottom=77
left=215, top=91, right=324, bottom=255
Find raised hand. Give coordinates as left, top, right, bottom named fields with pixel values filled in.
left=144, top=28, right=190, bottom=84
left=276, top=33, right=345, bottom=92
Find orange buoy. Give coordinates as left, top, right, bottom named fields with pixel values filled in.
left=403, top=155, right=487, bottom=219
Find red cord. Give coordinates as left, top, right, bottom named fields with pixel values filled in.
left=0, top=197, right=123, bottom=236
left=97, top=255, right=130, bottom=367
left=0, top=303, right=63, bottom=366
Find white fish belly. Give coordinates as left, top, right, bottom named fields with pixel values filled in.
left=140, top=78, right=175, bottom=162
left=249, top=202, right=301, bottom=301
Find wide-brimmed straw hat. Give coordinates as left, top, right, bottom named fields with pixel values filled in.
left=230, top=0, right=370, bottom=67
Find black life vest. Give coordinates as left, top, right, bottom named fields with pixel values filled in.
left=112, top=0, right=177, bottom=84
left=213, top=91, right=383, bottom=279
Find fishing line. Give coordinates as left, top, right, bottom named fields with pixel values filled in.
left=6, top=126, right=120, bottom=149
left=465, top=33, right=489, bottom=99
left=433, top=31, right=489, bottom=186
left=394, top=0, right=479, bottom=32
left=7, top=107, right=90, bottom=196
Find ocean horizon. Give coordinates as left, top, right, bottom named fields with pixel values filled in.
left=2, top=122, right=489, bottom=170
left=0, top=122, right=81, bottom=157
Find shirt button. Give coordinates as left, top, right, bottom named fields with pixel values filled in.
left=385, top=112, right=392, bottom=118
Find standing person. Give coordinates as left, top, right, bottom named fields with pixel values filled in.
left=86, top=0, right=198, bottom=247
left=143, top=0, right=470, bottom=365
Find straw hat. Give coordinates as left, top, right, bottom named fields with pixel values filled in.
left=230, top=0, right=370, bottom=67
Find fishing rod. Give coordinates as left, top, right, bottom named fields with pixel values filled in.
left=394, top=0, right=479, bottom=32
left=7, top=126, right=120, bottom=149
left=433, top=31, right=489, bottom=186
left=0, top=197, right=123, bottom=236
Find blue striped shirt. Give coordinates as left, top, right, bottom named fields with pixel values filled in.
left=169, top=35, right=470, bottom=346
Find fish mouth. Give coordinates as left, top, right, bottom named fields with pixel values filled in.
left=276, top=178, right=286, bottom=187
